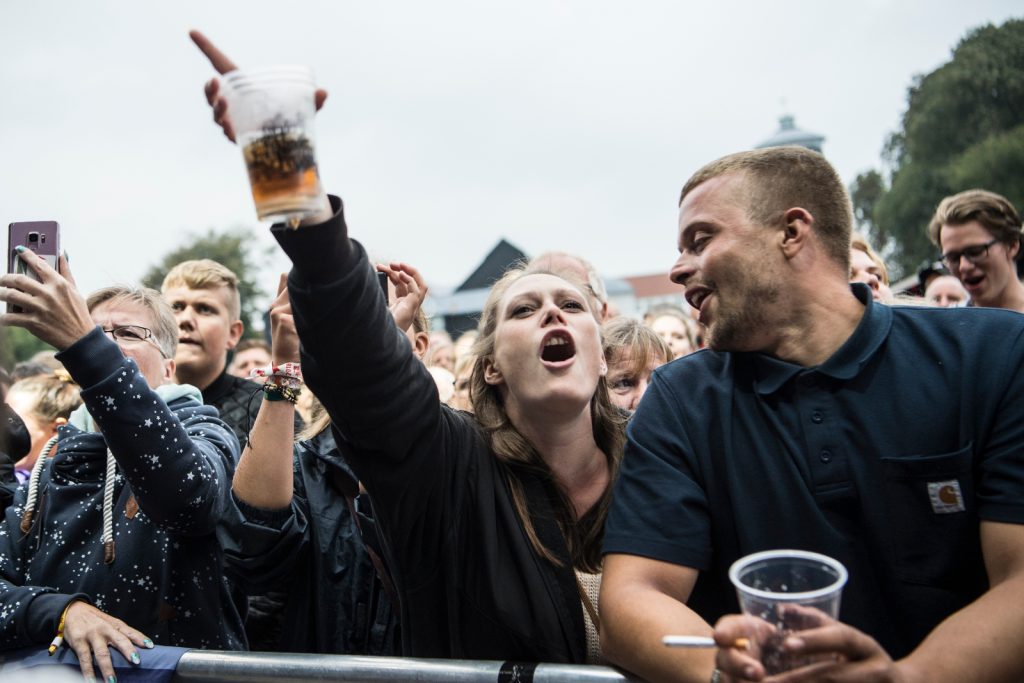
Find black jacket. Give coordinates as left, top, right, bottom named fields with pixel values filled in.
left=202, top=370, right=263, bottom=449
left=221, top=429, right=398, bottom=655
left=272, top=197, right=588, bottom=663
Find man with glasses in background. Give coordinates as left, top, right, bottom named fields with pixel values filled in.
left=0, top=250, right=243, bottom=682
left=930, top=189, right=1024, bottom=313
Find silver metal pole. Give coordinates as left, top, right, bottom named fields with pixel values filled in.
left=173, top=652, right=644, bottom=683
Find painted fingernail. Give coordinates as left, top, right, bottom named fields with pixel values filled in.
left=108, top=676, right=117, bottom=683
left=143, top=638, right=154, bottom=648
left=131, top=651, right=141, bottom=664
left=14, top=246, right=25, bottom=254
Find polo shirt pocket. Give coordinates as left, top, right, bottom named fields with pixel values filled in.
left=880, top=442, right=976, bottom=587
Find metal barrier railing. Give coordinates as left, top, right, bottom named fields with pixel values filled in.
left=173, top=651, right=644, bottom=683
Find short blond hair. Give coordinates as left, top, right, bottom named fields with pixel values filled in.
left=679, top=146, right=854, bottom=269
left=7, top=373, right=82, bottom=424
left=161, top=259, right=241, bottom=321
left=86, top=285, right=179, bottom=359
left=850, top=233, right=890, bottom=285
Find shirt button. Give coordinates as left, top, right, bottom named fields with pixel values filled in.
left=819, top=450, right=833, bottom=463
left=811, top=411, right=824, bottom=424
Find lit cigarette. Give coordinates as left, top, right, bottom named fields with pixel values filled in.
left=662, top=635, right=750, bottom=649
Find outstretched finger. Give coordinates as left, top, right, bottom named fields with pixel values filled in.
left=89, top=631, right=118, bottom=683
left=71, top=638, right=96, bottom=682
left=107, top=624, right=146, bottom=668
left=189, top=30, right=238, bottom=74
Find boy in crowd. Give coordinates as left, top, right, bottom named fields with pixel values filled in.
left=160, top=260, right=259, bottom=447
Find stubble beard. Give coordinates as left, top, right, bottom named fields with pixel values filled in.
left=704, top=272, right=782, bottom=353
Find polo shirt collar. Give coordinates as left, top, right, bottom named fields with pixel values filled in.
left=750, top=283, right=892, bottom=395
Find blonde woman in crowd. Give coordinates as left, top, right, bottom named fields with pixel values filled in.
left=4, top=371, right=81, bottom=482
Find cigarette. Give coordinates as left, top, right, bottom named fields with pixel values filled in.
left=662, top=635, right=750, bottom=649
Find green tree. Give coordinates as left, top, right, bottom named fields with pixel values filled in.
left=1, top=327, right=54, bottom=368
left=140, top=227, right=271, bottom=338
left=852, top=19, right=1024, bottom=280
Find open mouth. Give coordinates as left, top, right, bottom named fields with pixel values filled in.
left=962, top=274, right=984, bottom=289
left=686, top=286, right=712, bottom=312
left=540, top=330, right=576, bottom=363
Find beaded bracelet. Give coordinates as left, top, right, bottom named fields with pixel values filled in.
left=263, top=380, right=301, bottom=404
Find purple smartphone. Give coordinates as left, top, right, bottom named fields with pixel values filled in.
left=8, top=221, right=60, bottom=312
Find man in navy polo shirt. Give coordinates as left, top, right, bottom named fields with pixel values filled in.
left=600, top=146, right=1024, bottom=683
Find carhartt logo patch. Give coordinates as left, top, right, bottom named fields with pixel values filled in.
left=928, top=480, right=965, bottom=514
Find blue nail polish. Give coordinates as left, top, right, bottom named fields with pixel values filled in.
left=131, top=651, right=141, bottom=664
left=143, top=638, right=154, bottom=648
left=14, top=246, right=25, bottom=254
left=108, top=675, right=117, bottom=683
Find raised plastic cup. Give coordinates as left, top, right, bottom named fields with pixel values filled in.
left=728, top=549, right=848, bottom=674
left=222, top=66, right=323, bottom=224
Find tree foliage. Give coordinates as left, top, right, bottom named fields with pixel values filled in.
left=1, top=327, right=54, bottom=368
left=851, top=19, right=1024, bottom=280
left=140, top=228, right=271, bottom=338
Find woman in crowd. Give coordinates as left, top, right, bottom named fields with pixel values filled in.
left=223, top=270, right=430, bottom=655
left=850, top=233, right=895, bottom=303
left=646, top=304, right=698, bottom=359
left=4, top=371, right=81, bottom=482
left=197, top=30, right=626, bottom=663
left=0, top=255, right=243, bottom=682
left=602, top=317, right=672, bottom=413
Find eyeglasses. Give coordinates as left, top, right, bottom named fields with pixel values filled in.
left=102, top=325, right=170, bottom=358
left=941, top=238, right=1000, bottom=271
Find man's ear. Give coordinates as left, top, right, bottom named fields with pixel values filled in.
left=780, top=207, right=814, bottom=258
left=226, top=320, right=244, bottom=350
left=482, top=357, right=503, bottom=386
left=163, top=358, right=176, bottom=384
left=412, top=331, right=430, bottom=360
left=1008, top=238, right=1021, bottom=262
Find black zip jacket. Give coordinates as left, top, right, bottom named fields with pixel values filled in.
left=220, top=428, right=398, bottom=654
left=271, top=197, right=587, bottom=663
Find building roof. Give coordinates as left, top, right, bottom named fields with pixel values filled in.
left=455, top=238, right=528, bottom=291
left=622, top=273, right=684, bottom=298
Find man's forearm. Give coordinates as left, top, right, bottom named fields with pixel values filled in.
left=896, top=572, right=1024, bottom=683
left=601, top=579, right=716, bottom=683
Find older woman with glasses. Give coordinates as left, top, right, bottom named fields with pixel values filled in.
left=0, top=253, right=244, bottom=682
left=929, top=189, right=1024, bottom=313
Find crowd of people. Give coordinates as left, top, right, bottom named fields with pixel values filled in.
left=0, top=29, right=1021, bottom=683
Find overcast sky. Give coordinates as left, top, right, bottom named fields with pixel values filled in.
left=1, top=1, right=1020, bottom=308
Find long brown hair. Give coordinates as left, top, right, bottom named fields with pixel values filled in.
left=469, top=266, right=627, bottom=573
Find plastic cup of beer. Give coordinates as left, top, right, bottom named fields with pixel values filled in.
left=728, top=549, right=848, bottom=674
left=222, top=65, right=323, bottom=224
